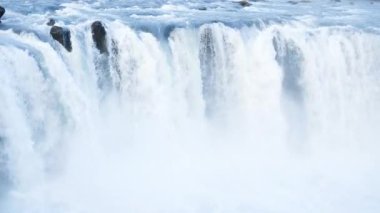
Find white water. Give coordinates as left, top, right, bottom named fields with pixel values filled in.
left=1, top=12, right=380, bottom=213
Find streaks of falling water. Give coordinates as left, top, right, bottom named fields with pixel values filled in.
left=0, top=21, right=380, bottom=212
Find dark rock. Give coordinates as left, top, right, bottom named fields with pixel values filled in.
left=50, top=26, right=72, bottom=52
left=47, top=18, right=55, bottom=26
left=198, top=7, right=207, bottom=11
left=0, top=6, right=5, bottom=22
left=91, top=21, right=108, bottom=54
left=0, top=6, right=5, bottom=18
left=238, top=0, right=252, bottom=7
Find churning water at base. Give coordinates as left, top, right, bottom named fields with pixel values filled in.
left=1, top=1, right=380, bottom=212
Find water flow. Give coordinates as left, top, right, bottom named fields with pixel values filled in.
left=0, top=20, right=380, bottom=212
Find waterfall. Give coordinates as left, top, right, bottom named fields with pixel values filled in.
left=0, top=15, right=380, bottom=213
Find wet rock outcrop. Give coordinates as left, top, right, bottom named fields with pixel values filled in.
left=238, top=0, right=252, bottom=7
left=91, top=21, right=108, bottom=54
left=50, top=26, right=72, bottom=52
left=0, top=6, right=5, bottom=23
left=47, top=18, right=55, bottom=26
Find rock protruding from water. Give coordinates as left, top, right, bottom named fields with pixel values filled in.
left=91, top=21, right=108, bottom=54
left=0, top=6, right=5, bottom=23
left=238, top=0, right=252, bottom=7
left=47, top=18, right=55, bottom=26
left=50, top=26, right=72, bottom=52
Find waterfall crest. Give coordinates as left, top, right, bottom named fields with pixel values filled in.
left=1, top=10, right=380, bottom=213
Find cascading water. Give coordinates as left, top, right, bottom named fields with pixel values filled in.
left=0, top=0, right=380, bottom=212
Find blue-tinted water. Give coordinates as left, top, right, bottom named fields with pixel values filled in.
left=1, top=1, right=380, bottom=213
